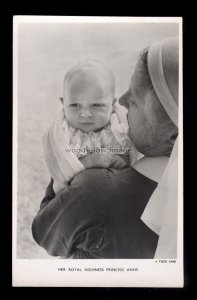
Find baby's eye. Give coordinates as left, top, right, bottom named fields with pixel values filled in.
left=69, top=103, right=80, bottom=108
left=92, top=103, right=105, bottom=107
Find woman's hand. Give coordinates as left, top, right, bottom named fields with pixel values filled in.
left=79, top=153, right=128, bottom=170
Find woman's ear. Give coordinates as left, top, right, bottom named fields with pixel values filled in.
left=59, top=97, right=63, bottom=104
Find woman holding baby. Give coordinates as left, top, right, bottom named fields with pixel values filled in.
left=32, top=37, right=179, bottom=259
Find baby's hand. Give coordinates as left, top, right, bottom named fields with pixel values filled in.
left=79, top=153, right=128, bottom=170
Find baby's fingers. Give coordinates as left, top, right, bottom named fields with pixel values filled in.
left=110, top=155, right=127, bottom=169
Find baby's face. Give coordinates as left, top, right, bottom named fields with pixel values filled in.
left=63, top=70, right=114, bottom=133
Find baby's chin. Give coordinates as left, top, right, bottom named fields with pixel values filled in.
left=77, top=123, right=105, bottom=133
left=70, top=121, right=108, bottom=133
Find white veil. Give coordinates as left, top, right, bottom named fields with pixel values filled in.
left=141, top=38, right=180, bottom=258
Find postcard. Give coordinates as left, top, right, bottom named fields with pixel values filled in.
left=13, top=16, right=183, bottom=287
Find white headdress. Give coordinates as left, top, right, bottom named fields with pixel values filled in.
left=141, top=38, right=180, bottom=258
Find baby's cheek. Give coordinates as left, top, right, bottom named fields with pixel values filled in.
left=64, top=109, right=77, bottom=124
left=102, top=107, right=112, bottom=119
left=98, top=111, right=111, bottom=125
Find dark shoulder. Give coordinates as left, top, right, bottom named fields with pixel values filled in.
left=70, top=168, right=110, bottom=188
left=71, top=167, right=156, bottom=188
left=68, top=167, right=157, bottom=203
left=106, top=167, right=157, bottom=187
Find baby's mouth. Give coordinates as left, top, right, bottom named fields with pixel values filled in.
left=79, top=122, right=94, bottom=125
left=77, top=122, right=96, bottom=133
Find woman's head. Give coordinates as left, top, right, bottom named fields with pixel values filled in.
left=62, top=60, right=116, bottom=133
left=119, top=38, right=178, bottom=157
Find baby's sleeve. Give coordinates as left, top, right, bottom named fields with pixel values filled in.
left=58, top=119, right=85, bottom=182
left=43, top=113, right=85, bottom=189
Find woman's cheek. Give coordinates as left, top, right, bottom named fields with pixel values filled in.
left=127, top=110, right=134, bottom=129
left=127, top=109, right=143, bottom=140
left=127, top=115, right=134, bottom=139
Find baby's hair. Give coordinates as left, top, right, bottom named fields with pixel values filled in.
left=63, top=60, right=116, bottom=97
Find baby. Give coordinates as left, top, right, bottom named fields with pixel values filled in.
left=43, top=60, right=138, bottom=193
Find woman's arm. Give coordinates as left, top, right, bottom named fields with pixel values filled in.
left=79, top=153, right=128, bottom=169
left=40, top=178, right=56, bottom=209
left=32, top=169, right=109, bottom=258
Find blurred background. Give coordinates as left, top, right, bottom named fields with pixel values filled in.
left=16, top=20, right=179, bottom=258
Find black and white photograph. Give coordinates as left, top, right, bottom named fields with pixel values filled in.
left=13, top=16, right=183, bottom=287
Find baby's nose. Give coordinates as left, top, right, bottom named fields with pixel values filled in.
left=80, top=109, right=92, bottom=118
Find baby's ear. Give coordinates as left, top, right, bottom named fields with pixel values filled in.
left=59, top=97, right=63, bottom=104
